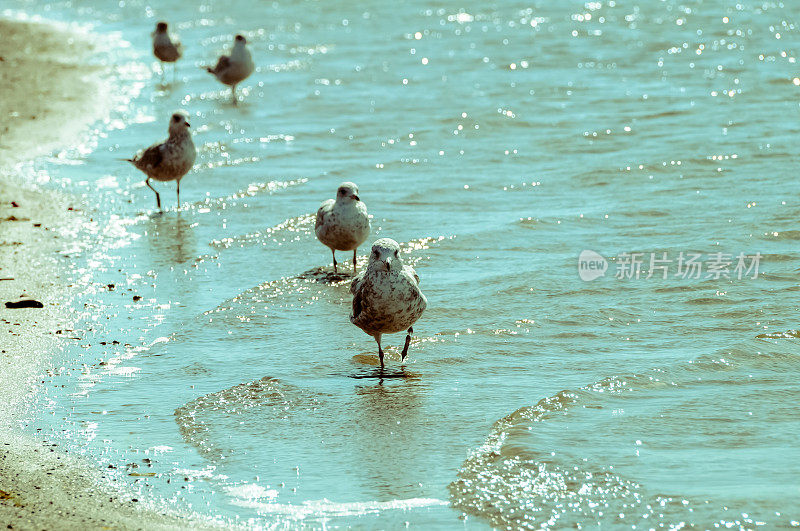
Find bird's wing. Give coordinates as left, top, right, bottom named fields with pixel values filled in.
left=351, top=278, right=367, bottom=320
left=402, top=264, right=420, bottom=285
left=350, top=270, right=365, bottom=295
left=134, top=142, right=164, bottom=170
left=315, top=199, right=334, bottom=230
left=351, top=290, right=363, bottom=320
left=212, top=55, right=231, bottom=73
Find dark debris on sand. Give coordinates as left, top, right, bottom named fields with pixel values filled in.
left=4, top=300, right=44, bottom=309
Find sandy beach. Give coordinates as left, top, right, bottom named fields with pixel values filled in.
left=0, top=19, right=216, bottom=529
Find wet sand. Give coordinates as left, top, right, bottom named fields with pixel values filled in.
left=0, top=18, right=218, bottom=529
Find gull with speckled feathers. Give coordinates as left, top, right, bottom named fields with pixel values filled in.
left=205, top=34, right=255, bottom=104
left=123, top=110, right=196, bottom=210
left=315, top=182, right=371, bottom=274
left=350, top=238, right=427, bottom=368
left=152, top=21, right=182, bottom=82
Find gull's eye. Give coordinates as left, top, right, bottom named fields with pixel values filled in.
left=394, top=250, right=399, bottom=257
left=172, top=115, right=180, bottom=122
left=373, top=250, right=379, bottom=258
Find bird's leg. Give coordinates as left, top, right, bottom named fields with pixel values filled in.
left=401, top=326, right=413, bottom=361
left=332, top=249, right=338, bottom=274
left=172, top=64, right=176, bottom=84
left=176, top=179, right=181, bottom=209
left=145, top=178, right=161, bottom=210
left=375, top=334, right=384, bottom=368
left=353, top=249, right=357, bottom=274
left=231, top=84, right=238, bottom=105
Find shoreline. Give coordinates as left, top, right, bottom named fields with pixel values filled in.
left=0, top=18, right=217, bottom=529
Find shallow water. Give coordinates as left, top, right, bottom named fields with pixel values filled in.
left=6, top=0, right=800, bottom=527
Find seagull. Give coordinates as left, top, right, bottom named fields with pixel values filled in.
left=350, top=238, right=427, bottom=368
left=152, top=21, right=182, bottom=82
left=124, top=111, right=196, bottom=210
left=205, top=34, right=255, bottom=104
left=315, top=182, right=371, bottom=274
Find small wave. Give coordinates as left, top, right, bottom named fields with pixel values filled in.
left=449, top=380, right=646, bottom=529
left=686, top=296, right=728, bottom=305
left=761, top=230, right=800, bottom=241
left=190, top=178, right=308, bottom=212
left=230, top=496, right=448, bottom=520
left=753, top=252, right=796, bottom=262
left=209, top=213, right=315, bottom=250
left=175, top=377, right=321, bottom=459
left=449, top=340, right=800, bottom=529
left=755, top=329, right=800, bottom=339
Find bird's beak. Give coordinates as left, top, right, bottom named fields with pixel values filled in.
left=186, top=122, right=191, bottom=128
left=382, top=256, right=392, bottom=271
left=352, top=194, right=360, bottom=201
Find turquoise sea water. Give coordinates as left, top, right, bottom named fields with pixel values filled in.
left=6, top=0, right=800, bottom=527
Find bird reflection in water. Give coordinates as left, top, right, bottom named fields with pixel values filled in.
left=145, top=211, right=196, bottom=266
left=349, top=374, right=428, bottom=500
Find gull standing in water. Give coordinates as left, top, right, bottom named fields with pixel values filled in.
left=124, top=111, right=196, bottom=210
left=152, top=21, right=182, bottom=82
left=350, top=238, right=427, bottom=368
left=205, top=34, right=255, bottom=104
left=315, top=182, right=370, bottom=274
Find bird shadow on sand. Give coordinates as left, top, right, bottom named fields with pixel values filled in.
left=297, top=266, right=355, bottom=286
